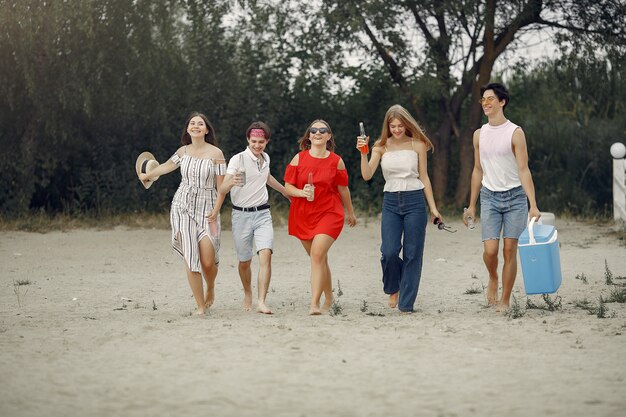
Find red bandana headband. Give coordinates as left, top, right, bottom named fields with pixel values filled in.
left=249, top=128, right=266, bottom=139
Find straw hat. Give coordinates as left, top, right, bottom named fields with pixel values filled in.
left=135, top=151, right=160, bottom=189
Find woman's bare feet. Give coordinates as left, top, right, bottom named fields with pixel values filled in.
left=193, top=307, right=206, bottom=316
left=309, top=304, right=322, bottom=315
left=256, top=301, right=273, bottom=314
left=495, top=301, right=510, bottom=313
left=388, top=292, right=399, bottom=308
left=243, top=290, right=253, bottom=311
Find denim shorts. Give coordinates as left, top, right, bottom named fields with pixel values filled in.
left=231, top=209, right=273, bottom=261
left=480, top=186, right=528, bottom=241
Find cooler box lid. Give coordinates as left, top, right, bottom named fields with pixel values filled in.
left=519, top=222, right=556, bottom=245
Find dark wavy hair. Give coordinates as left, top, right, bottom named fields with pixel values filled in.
left=181, top=112, right=217, bottom=145
left=480, top=82, right=510, bottom=109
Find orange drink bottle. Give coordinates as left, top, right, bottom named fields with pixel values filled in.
left=358, top=122, right=369, bottom=154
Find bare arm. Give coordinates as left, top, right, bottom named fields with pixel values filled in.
left=284, top=154, right=311, bottom=199
left=512, top=128, right=540, bottom=220
left=464, top=129, right=483, bottom=225
left=337, top=158, right=357, bottom=227
left=138, top=148, right=184, bottom=183
left=267, top=174, right=290, bottom=200
left=416, top=142, right=441, bottom=222
left=285, top=182, right=307, bottom=198
left=208, top=152, right=227, bottom=223
left=360, top=141, right=383, bottom=181
left=218, top=173, right=237, bottom=195
left=211, top=174, right=226, bottom=218
left=338, top=186, right=356, bottom=227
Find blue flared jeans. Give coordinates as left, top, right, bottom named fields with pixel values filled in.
left=380, top=189, right=428, bottom=312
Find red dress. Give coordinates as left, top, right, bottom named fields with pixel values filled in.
left=284, top=150, right=349, bottom=240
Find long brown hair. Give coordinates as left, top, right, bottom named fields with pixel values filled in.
left=297, top=119, right=336, bottom=151
left=181, top=112, right=217, bottom=145
left=375, top=105, right=434, bottom=152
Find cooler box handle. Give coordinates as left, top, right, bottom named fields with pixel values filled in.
left=528, top=216, right=537, bottom=245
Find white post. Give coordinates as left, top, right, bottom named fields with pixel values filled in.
left=610, top=142, right=626, bottom=222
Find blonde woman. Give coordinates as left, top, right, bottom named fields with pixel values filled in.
left=357, top=105, right=442, bottom=312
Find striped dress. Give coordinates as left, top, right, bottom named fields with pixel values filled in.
left=170, top=151, right=226, bottom=272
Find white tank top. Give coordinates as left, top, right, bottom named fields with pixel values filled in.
left=380, top=143, right=424, bottom=192
left=479, top=120, right=521, bottom=192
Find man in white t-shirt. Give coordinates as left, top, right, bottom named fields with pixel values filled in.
left=464, top=83, right=540, bottom=311
left=219, top=122, right=289, bottom=314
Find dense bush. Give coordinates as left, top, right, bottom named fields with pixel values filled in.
left=0, top=1, right=623, bottom=218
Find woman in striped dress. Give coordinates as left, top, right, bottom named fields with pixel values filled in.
left=139, top=112, right=226, bottom=315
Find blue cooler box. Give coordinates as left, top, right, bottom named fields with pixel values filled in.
left=518, top=217, right=562, bottom=294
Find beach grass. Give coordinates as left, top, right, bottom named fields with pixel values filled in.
left=12, top=279, right=29, bottom=308
left=575, top=272, right=588, bottom=284
left=506, top=296, right=525, bottom=319
left=464, top=284, right=482, bottom=295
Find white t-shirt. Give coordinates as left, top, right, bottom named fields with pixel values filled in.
left=479, top=120, right=522, bottom=192
left=226, top=147, right=270, bottom=208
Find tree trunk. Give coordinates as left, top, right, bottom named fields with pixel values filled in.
left=454, top=101, right=484, bottom=205
left=454, top=1, right=498, bottom=205
left=431, top=120, right=451, bottom=204
left=454, top=130, right=474, bottom=205
left=408, top=97, right=448, bottom=203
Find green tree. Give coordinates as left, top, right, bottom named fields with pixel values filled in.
left=508, top=48, right=625, bottom=214
left=0, top=0, right=188, bottom=214
left=295, top=0, right=626, bottom=204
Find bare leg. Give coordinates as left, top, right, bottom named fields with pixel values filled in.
left=198, top=237, right=218, bottom=309
left=256, top=249, right=272, bottom=314
left=483, top=239, right=500, bottom=306
left=184, top=265, right=206, bottom=315
left=497, top=238, right=519, bottom=311
left=307, top=234, right=335, bottom=315
left=321, top=259, right=333, bottom=313
left=299, top=240, right=319, bottom=315
left=238, top=260, right=253, bottom=311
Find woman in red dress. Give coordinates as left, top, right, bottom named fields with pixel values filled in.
left=284, top=120, right=357, bottom=315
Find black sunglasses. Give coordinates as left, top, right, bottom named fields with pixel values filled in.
left=309, top=127, right=329, bottom=134
left=433, top=217, right=456, bottom=233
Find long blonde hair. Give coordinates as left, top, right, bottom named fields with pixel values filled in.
left=375, top=104, right=434, bottom=152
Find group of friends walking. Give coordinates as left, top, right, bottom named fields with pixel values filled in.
left=138, top=82, right=540, bottom=316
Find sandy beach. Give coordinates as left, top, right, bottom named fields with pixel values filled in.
left=1, top=217, right=625, bottom=417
